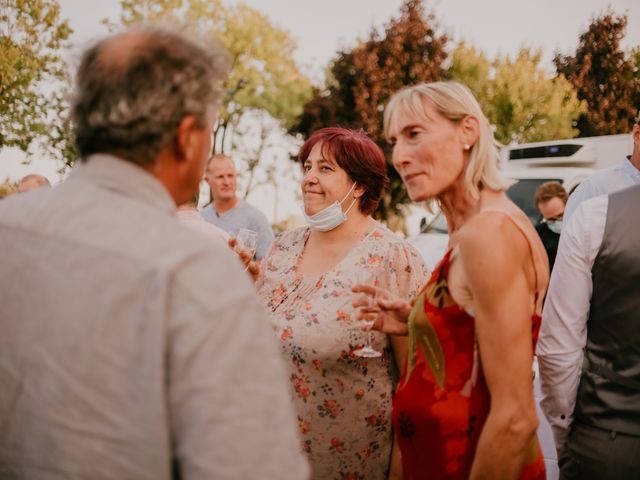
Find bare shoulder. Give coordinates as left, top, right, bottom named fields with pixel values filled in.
left=458, top=210, right=528, bottom=261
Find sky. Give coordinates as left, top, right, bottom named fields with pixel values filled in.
left=2, top=0, right=639, bottom=226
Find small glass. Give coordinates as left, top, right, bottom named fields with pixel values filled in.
left=353, top=267, right=382, bottom=358
left=236, top=228, right=257, bottom=271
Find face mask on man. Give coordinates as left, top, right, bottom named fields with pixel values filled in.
left=546, top=219, right=563, bottom=235
left=301, top=183, right=358, bottom=232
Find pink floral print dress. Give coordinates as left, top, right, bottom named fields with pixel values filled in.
left=256, top=225, right=428, bottom=480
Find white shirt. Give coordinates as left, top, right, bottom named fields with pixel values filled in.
left=536, top=194, right=608, bottom=451
left=0, top=155, right=309, bottom=480
left=564, top=157, right=640, bottom=221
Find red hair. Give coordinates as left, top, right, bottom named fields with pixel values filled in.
left=297, top=128, right=389, bottom=215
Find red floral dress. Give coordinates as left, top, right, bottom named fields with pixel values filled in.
left=392, top=248, right=545, bottom=480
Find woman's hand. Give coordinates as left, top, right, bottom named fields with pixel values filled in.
left=351, top=284, right=413, bottom=336
left=228, top=237, right=260, bottom=280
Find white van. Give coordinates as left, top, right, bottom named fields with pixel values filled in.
left=500, top=133, right=632, bottom=223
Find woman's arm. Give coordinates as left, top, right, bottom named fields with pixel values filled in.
left=388, top=431, right=404, bottom=480
left=458, top=214, right=539, bottom=480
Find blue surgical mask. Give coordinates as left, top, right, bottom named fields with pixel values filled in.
left=301, top=183, right=358, bottom=232
left=546, top=219, right=563, bottom=235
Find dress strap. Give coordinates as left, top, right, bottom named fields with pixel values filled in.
left=476, top=209, right=541, bottom=305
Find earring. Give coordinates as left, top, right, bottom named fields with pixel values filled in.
left=463, top=144, right=470, bottom=151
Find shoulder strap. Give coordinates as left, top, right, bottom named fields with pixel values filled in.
left=476, top=209, right=541, bottom=304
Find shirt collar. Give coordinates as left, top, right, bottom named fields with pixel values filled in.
left=622, top=157, right=640, bottom=184
left=69, top=154, right=176, bottom=215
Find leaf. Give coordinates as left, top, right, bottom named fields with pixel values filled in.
left=414, top=299, right=445, bottom=390
left=403, top=292, right=445, bottom=390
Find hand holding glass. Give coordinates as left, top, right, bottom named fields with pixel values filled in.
left=353, top=268, right=382, bottom=358
left=236, top=228, right=257, bottom=271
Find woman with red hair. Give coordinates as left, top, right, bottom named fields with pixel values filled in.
left=256, top=127, right=428, bottom=479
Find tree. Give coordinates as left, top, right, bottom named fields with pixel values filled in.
left=447, top=42, right=493, bottom=115
left=292, top=0, right=448, bottom=226
left=0, top=0, right=72, bottom=154
left=450, top=44, right=585, bottom=144
left=554, top=10, right=639, bottom=136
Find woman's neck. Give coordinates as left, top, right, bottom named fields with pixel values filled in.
left=438, top=178, right=480, bottom=234
left=307, top=212, right=376, bottom=247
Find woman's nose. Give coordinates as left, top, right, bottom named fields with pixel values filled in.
left=391, top=143, right=409, bottom=170
left=302, top=170, right=317, bottom=184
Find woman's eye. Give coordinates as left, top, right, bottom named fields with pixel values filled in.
left=408, top=130, right=419, bottom=138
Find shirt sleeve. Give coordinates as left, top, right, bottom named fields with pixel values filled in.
left=167, top=246, right=309, bottom=480
left=563, top=177, right=597, bottom=222
left=536, top=195, right=607, bottom=453
left=385, top=238, right=430, bottom=301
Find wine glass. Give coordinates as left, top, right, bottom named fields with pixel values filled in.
left=236, top=228, right=257, bottom=270
left=353, top=267, right=383, bottom=358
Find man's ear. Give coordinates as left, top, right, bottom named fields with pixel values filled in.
left=175, top=115, right=199, bottom=161
left=633, top=123, right=640, bottom=143
left=460, top=115, right=480, bottom=150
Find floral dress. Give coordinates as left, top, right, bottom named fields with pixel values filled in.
left=257, top=225, right=428, bottom=480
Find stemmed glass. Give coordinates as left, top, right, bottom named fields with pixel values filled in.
left=236, top=228, right=257, bottom=271
left=353, top=267, right=383, bottom=358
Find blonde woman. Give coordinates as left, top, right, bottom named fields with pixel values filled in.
left=356, top=81, right=549, bottom=479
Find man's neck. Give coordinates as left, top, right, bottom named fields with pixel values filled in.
left=629, top=153, right=640, bottom=172
left=214, top=196, right=239, bottom=215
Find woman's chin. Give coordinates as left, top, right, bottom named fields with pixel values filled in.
left=407, top=189, right=431, bottom=203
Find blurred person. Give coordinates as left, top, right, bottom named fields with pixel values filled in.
left=563, top=112, right=640, bottom=221
left=256, top=127, right=428, bottom=479
left=538, top=183, right=640, bottom=479
left=17, top=173, right=51, bottom=193
left=534, top=181, right=568, bottom=271
left=202, top=154, right=274, bottom=259
left=361, top=81, right=549, bottom=479
left=176, top=189, right=229, bottom=246
left=0, top=27, right=308, bottom=480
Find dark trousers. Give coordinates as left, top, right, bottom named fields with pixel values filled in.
left=560, top=423, right=640, bottom=480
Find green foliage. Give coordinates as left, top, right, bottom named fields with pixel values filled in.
left=0, top=0, right=72, bottom=156
left=292, top=0, right=448, bottom=226
left=450, top=44, right=586, bottom=144
left=554, top=10, right=638, bottom=136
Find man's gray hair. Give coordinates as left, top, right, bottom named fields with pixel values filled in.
left=71, top=26, right=229, bottom=165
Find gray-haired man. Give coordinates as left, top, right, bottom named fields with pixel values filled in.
left=0, top=27, right=308, bottom=480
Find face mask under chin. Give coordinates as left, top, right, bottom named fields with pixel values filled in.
left=302, top=183, right=358, bottom=232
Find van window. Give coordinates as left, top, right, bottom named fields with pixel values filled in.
left=507, top=178, right=562, bottom=225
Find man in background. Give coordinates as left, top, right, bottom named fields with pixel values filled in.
left=17, top=173, right=51, bottom=193
left=0, top=26, right=308, bottom=480
left=534, top=181, right=567, bottom=271
left=202, top=154, right=274, bottom=259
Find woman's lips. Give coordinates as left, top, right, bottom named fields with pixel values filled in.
left=403, top=172, right=423, bottom=182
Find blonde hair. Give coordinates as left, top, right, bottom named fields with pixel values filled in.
left=383, top=81, right=512, bottom=205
